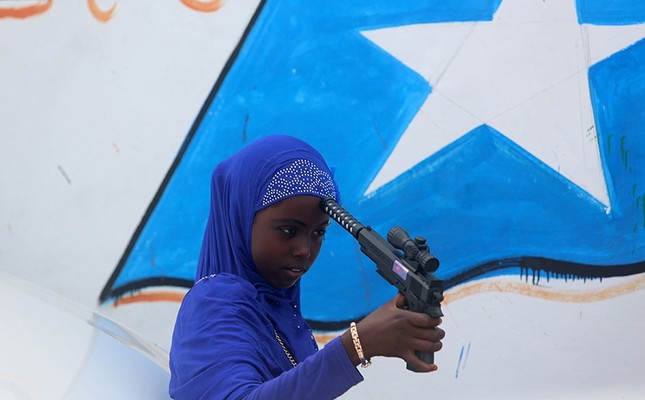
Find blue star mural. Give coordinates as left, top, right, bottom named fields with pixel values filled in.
left=101, top=0, right=645, bottom=329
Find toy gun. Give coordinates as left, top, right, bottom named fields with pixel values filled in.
left=320, top=198, right=444, bottom=369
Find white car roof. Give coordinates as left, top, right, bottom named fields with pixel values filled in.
left=0, top=272, right=171, bottom=400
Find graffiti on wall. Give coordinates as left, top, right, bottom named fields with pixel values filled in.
left=98, top=0, right=645, bottom=330
left=0, top=0, right=224, bottom=21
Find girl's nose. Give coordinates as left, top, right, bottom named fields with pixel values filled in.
left=293, top=236, right=312, bottom=259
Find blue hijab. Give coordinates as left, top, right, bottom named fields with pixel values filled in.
left=170, top=135, right=340, bottom=398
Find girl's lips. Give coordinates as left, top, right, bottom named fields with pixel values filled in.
left=284, top=267, right=308, bottom=280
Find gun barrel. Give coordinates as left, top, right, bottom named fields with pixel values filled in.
left=320, top=198, right=365, bottom=239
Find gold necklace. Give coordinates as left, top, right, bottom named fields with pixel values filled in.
left=274, top=330, right=297, bottom=368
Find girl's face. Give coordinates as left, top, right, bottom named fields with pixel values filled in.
left=251, top=195, right=330, bottom=288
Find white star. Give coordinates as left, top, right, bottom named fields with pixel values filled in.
left=363, top=0, right=645, bottom=207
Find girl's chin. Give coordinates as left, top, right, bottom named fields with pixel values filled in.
left=272, top=271, right=304, bottom=289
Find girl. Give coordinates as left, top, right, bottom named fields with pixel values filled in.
left=169, top=135, right=444, bottom=399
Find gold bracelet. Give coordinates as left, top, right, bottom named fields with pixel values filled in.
left=350, top=322, right=371, bottom=368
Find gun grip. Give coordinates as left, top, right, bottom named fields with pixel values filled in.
left=406, top=350, right=434, bottom=372
left=401, top=300, right=436, bottom=371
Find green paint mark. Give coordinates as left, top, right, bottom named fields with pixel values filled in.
left=642, top=194, right=645, bottom=228
left=620, top=136, right=629, bottom=170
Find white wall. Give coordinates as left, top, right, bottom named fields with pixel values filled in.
left=0, top=0, right=259, bottom=347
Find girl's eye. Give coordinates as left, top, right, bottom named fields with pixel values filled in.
left=312, top=229, right=327, bottom=239
left=277, top=226, right=326, bottom=238
left=280, top=227, right=297, bottom=236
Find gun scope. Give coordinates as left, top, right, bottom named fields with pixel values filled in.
left=387, top=227, right=439, bottom=272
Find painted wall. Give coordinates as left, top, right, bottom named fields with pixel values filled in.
left=2, top=0, right=645, bottom=398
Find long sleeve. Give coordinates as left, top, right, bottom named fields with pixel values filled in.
left=243, top=336, right=363, bottom=400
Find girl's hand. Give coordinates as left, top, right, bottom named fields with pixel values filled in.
left=341, top=294, right=445, bottom=372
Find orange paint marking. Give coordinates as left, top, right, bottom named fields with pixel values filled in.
left=444, top=274, right=645, bottom=304
left=113, top=290, right=186, bottom=306
left=180, top=0, right=225, bottom=13
left=314, top=333, right=336, bottom=345
left=88, top=0, right=116, bottom=23
left=113, top=273, right=645, bottom=308
left=0, top=0, right=52, bottom=19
